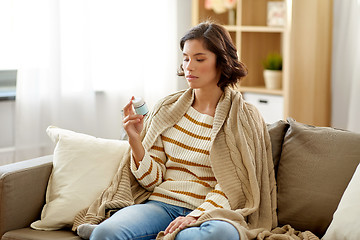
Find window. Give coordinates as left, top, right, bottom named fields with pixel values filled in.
left=0, top=70, right=17, bottom=101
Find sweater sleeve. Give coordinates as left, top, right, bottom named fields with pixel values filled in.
left=130, top=135, right=167, bottom=191
left=187, top=183, right=231, bottom=218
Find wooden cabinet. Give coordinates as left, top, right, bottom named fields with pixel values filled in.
left=192, top=0, right=332, bottom=126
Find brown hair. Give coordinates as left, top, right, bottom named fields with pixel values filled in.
left=178, top=21, right=248, bottom=90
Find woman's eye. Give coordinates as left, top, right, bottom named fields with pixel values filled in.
left=183, top=58, right=189, bottom=62
left=197, top=59, right=205, bottom=62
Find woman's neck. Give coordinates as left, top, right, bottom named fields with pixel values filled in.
left=192, top=87, right=223, bottom=117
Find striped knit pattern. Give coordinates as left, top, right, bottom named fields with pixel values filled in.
left=130, top=106, right=230, bottom=216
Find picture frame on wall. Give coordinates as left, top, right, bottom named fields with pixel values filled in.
left=267, top=1, right=285, bottom=27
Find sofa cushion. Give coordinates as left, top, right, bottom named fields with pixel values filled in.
left=277, top=118, right=360, bottom=237
left=2, top=227, right=80, bottom=240
left=31, top=126, right=129, bottom=231
left=267, top=120, right=289, bottom=174
left=322, top=163, right=360, bottom=239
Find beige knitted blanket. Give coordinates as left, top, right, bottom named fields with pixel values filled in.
left=72, top=87, right=316, bottom=240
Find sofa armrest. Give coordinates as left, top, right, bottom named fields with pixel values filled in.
left=0, top=155, right=53, bottom=238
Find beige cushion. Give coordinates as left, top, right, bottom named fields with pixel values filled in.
left=322, top=163, right=360, bottom=240
left=277, top=118, right=360, bottom=237
left=31, top=126, right=129, bottom=231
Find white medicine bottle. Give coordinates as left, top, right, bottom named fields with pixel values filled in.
left=132, top=97, right=149, bottom=116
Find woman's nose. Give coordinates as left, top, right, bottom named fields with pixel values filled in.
left=185, top=59, right=195, bottom=71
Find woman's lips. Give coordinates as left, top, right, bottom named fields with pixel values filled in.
left=186, top=75, right=198, bottom=81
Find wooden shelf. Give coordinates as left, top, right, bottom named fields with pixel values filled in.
left=224, top=25, right=285, bottom=33
left=192, top=0, right=332, bottom=126
left=236, top=86, right=283, bottom=96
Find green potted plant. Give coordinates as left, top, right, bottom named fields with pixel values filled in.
left=262, top=53, right=283, bottom=89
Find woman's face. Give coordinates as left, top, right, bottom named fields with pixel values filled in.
left=182, top=39, right=221, bottom=90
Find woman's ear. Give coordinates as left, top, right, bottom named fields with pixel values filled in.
left=177, top=64, right=185, bottom=76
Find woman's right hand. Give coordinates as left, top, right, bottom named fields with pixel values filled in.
left=123, top=96, right=144, bottom=140
left=123, top=97, right=145, bottom=167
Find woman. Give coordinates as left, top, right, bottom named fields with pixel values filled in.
left=77, top=21, right=276, bottom=240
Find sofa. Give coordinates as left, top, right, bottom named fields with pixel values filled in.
left=1, top=118, right=360, bottom=240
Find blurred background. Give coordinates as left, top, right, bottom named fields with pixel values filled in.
left=0, top=0, right=359, bottom=165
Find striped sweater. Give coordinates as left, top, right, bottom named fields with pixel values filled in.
left=130, top=106, right=231, bottom=217
left=73, top=87, right=278, bottom=240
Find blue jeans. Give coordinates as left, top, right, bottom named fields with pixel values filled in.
left=90, top=200, right=239, bottom=240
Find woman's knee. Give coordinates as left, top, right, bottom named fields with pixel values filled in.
left=175, top=220, right=239, bottom=240
left=90, top=223, right=119, bottom=240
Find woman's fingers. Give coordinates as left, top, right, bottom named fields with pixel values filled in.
left=164, top=220, right=178, bottom=235
left=123, top=96, right=135, bottom=117
left=123, top=115, right=143, bottom=130
left=164, top=216, right=197, bottom=235
left=123, top=114, right=143, bottom=125
left=123, top=113, right=144, bottom=139
left=179, top=218, right=196, bottom=229
left=123, top=102, right=132, bottom=116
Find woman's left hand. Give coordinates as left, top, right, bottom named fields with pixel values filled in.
left=164, top=216, right=198, bottom=235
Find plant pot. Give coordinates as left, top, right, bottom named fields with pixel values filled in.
left=263, top=70, right=282, bottom=89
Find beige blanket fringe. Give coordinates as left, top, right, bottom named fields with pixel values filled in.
left=72, top=87, right=317, bottom=240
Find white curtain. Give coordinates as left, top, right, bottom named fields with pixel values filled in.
left=3, top=0, right=178, bottom=163
left=332, top=0, right=360, bottom=133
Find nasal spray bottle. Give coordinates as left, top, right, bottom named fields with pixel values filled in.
left=132, top=97, right=149, bottom=116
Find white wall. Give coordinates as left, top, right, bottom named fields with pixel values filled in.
left=0, top=101, right=15, bottom=165
left=176, top=0, right=192, bottom=91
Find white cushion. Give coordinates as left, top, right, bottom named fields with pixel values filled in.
left=322, top=163, right=360, bottom=240
left=31, top=126, right=129, bottom=230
